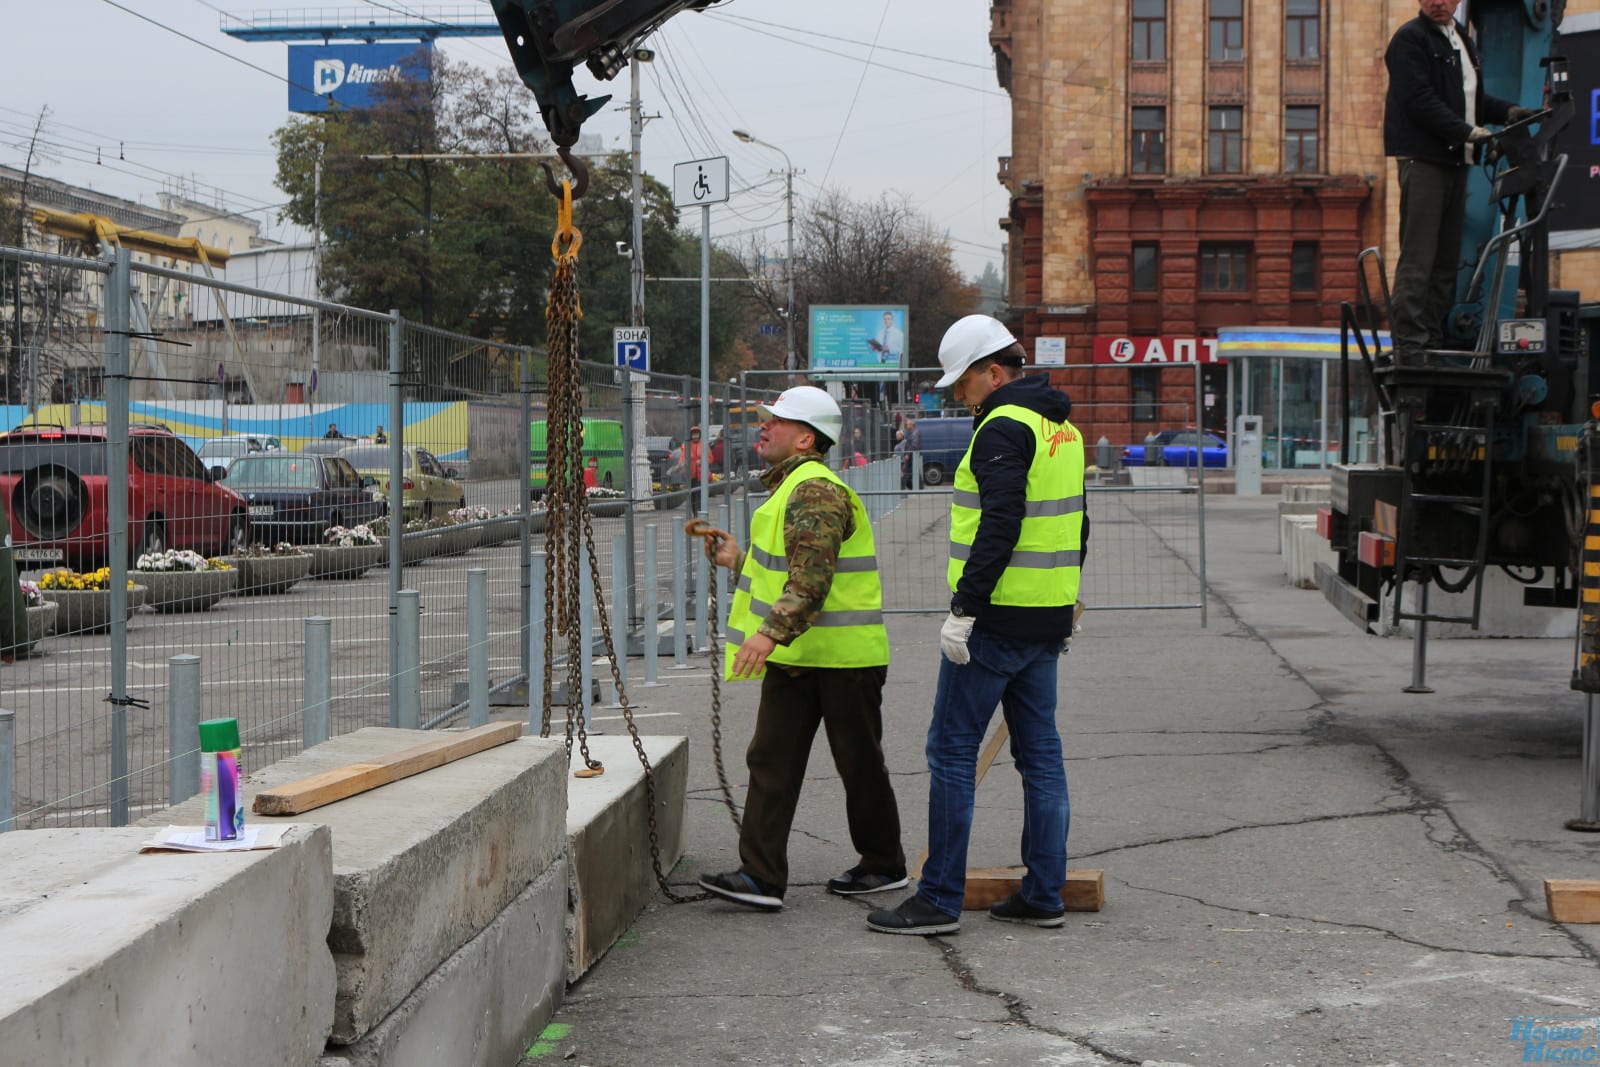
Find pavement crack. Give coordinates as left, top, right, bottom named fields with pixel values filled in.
left=1071, top=805, right=1432, bottom=860
left=928, top=938, right=1143, bottom=1064
left=1115, top=876, right=1583, bottom=961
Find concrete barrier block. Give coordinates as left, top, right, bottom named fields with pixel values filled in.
left=320, top=859, right=568, bottom=1067
left=566, top=735, right=688, bottom=979
left=148, top=727, right=568, bottom=1044
left=1276, top=500, right=1324, bottom=553
left=0, top=824, right=335, bottom=1067
left=1285, top=516, right=1331, bottom=589
left=1394, top=571, right=1576, bottom=639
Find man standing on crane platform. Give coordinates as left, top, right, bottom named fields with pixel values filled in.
left=1384, top=0, right=1534, bottom=361
left=869, top=316, right=1085, bottom=936
left=697, top=386, right=906, bottom=912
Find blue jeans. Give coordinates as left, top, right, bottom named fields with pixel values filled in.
left=918, top=628, right=1069, bottom=917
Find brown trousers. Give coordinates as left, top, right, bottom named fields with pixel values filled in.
left=738, top=663, right=905, bottom=892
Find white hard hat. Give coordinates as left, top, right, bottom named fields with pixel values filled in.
left=935, top=315, right=1018, bottom=389
left=760, top=386, right=843, bottom=444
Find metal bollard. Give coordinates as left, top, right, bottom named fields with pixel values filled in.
left=671, top=524, right=689, bottom=669
left=642, top=524, right=664, bottom=687
left=467, top=569, right=489, bottom=727
left=579, top=558, right=597, bottom=732
left=304, top=617, right=331, bottom=750
left=168, top=654, right=202, bottom=805
left=607, top=535, right=627, bottom=707
left=397, top=589, right=421, bottom=729
left=0, top=709, right=13, bottom=832
left=529, top=552, right=546, bottom=734
left=1580, top=694, right=1600, bottom=827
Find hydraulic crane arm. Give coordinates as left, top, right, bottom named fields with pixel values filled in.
left=489, top=0, right=723, bottom=147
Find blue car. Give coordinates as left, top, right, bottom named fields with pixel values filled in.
left=1121, top=429, right=1228, bottom=468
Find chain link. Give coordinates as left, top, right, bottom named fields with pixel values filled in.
left=539, top=180, right=736, bottom=903
left=685, top=520, right=742, bottom=836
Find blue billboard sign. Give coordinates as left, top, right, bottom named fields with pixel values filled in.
left=808, top=305, right=910, bottom=377
left=287, top=43, right=432, bottom=114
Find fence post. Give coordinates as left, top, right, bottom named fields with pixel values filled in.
left=671, top=524, right=689, bottom=669
left=304, top=617, right=331, bottom=749
left=529, top=552, right=546, bottom=735
left=168, top=654, right=202, bottom=806
left=606, top=535, right=627, bottom=707
left=579, top=559, right=596, bottom=732
left=642, top=524, right=663, bottom=687
left=694, top=522, right=709, bottom=653
left=106, top=248, right=132, bottom=826
left=468, top=568, right=489, bottom=727
left=388, top=309, right=405, bottom=728
left=0, top=709, right=13, bottom=832
left=519, top=346, right=534, bottom=686
left=715, top=502, right=730, bottom=634
left=397, top=588, right=421, bottom=730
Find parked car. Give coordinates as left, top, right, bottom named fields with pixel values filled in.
left=1120, top=429, right=1228, bottom=468
left=909, top=416, right=976, bottom=487
left=529, top=418, right=623, bottom=498
left=196, top=434, right=279, bottom=476
left=222, top=453, right=384, bottom=544
left=340, top=445, right=465, bottom=520
left=300, top=438, right=354, bottom=457
left=0, top=423, right=249, bottom=567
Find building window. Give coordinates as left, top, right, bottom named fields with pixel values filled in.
left=1131, top=368, right=1159, bottom=422
left=1207, top=106, right=1243, bottom=173
left=1200, top=244, right=1251, bottom=292
left=1286, top=0, right=1320, bottom=59
left=1132, top=0, right=1166, bottom=61
left=1132, top=243, right=1159, bottom=291
left=1284, top=106, right=1319, bottom=173
left=1209, top=0, right=1244, bottom=61
left=1291, top=242, right=1318, bottom=292
left=1131, top=107, right=1167, bottom=174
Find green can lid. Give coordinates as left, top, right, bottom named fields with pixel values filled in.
left=198, top=717, right=240, bottom=752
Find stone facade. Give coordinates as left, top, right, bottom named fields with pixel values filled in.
left=990, top=0, right=1599, bottom=447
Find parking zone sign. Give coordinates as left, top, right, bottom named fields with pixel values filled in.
left=614, top=326, right=649, bottom=371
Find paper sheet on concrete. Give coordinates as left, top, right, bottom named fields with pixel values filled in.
left=139, top=825, right=289, bottom=853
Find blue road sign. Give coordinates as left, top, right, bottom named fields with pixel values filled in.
left=614, top=327, right=650, bottom=372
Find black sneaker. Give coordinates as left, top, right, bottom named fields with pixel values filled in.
left=699, top=870, right=784, bottom=912
left=866, top=894, right=960, bottom=936
left=988, top=891, right=1065, bottom=928
left=826, top=865, right=910, bottom=896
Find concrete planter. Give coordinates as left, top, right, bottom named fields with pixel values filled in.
left=399, top=531, right=441, bottom=565
left=45, top=585, right=148, bottom=635
left=587, top=499, right=626, bottom=518
left=479, top=517, right=521, bottom=546
left=433, top=525, right=480, bottom=557
left=135, top=568, right=239, bottom=613
left=309, top=543, right=385, bottom=580
left=27, top=601, right=58, bottom=641
left=223, top=553, right=313, bottom=596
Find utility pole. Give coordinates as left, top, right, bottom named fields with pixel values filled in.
left=732, top=129, right=800, bottom=371
left=311, top=151, right=322, bottom=410
left=629, top=49, right=651, bottom=327
left=12, top=107, right=46, bottom=405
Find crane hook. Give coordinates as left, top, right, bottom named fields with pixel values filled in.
left=539, top=145, right=589, bottom=201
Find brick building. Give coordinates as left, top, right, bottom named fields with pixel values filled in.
left=989, top=0, right=1600, bottom=463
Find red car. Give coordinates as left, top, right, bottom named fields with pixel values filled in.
left=0, top=424, right=250, bottom=568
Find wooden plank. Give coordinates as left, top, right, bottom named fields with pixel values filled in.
left=1545, top=879, right=1600, bottom=923
left=253, top=721, right=524, bottom=816
left=961, top=867, right=1104, bottom=912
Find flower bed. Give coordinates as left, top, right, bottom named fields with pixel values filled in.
left=220, top=544, right=313, bottom=596
left=38, top=569, right=149, bottom=635
left=311, top=525, right=387, bottom=579
left=134, top=550, right=238, bottom=612
left=586, top=486, right=626, bottom=518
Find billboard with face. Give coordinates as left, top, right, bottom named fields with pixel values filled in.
left=809, top=305, right=910, bottom=377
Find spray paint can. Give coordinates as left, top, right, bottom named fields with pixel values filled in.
left=198, top=717, right=243, bottom=841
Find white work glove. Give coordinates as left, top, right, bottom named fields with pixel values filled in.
left=940, top=612, right=975, bottom=665
left=1466, top=126, right=1492, bottom=144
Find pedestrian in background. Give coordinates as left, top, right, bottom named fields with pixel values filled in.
left=899, top=416, right=922, bottom=490
left=698, top=386, right=906, bottom=912
left=869, top=315, right=1086, bottom=936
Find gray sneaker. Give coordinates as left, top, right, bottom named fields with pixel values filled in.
left=867, top=894, right=960, bottom=936
left=988, top=891, right=1065, bottom=928
left=826, top=865, right=910, bottom=896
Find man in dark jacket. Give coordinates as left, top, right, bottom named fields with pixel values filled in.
left=1383, top=0, right=1533, bottom=360
left=868, top=315, right=1087, bottom=936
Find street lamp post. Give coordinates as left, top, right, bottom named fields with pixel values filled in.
left=732, top=129, right=799, bottom=372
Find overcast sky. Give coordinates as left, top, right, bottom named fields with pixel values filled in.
left=0, top=0, right=1010, bottom=277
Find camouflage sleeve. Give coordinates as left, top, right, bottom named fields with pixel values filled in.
left=757, top=479, right=854, bottom=645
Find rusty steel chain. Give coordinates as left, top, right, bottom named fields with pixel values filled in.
left=539, top=176, right=724, bottom=903
left=685, top=518, right=742, bottom=835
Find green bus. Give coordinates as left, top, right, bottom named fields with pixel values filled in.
left=529, top=418, right=624, bottom=498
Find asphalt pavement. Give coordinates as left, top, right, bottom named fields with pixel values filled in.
left=523, top=492, right=1600, bottom=1067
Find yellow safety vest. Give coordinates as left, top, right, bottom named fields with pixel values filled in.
left=947, top=404, right=1085, bottom=607
left=725, top=461, right=888, bottom=679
